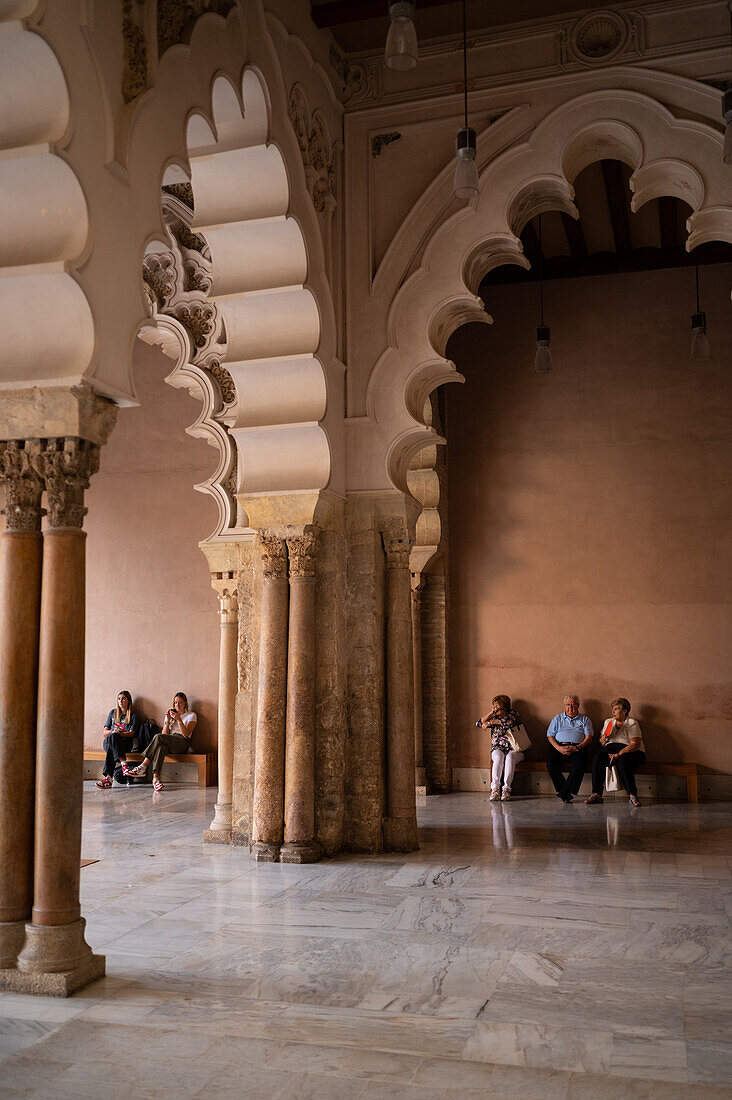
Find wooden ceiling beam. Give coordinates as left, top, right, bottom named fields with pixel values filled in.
left=601, top=159, right=632, bottom=257
left=561, top=212, right=588, bottom=262
left=658, top=196, right=679, bottom=251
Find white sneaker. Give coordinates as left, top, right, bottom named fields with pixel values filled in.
left=489, top=790, right=500, bottom=801
left=501, top=788, right=511, bottom=801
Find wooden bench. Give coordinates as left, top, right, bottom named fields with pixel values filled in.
left=489, top=760, right=700, bottom=802
left=83, top=750, right=216, bottom=788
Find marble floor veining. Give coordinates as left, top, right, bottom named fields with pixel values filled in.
left=0, top=788, right=730, bottom=1098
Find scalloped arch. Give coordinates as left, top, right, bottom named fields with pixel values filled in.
left=366, top=84, right=732, bottom=491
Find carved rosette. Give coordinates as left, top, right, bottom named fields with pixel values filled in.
left=287, top=528, right=319, bottom=579
left=32, top=439, right=100, bottom=529
left=0, top=440, right=44, bottom=532
left=384, top=536, right=412, bottom=571
left=257, top=533, right=288, bottom=579
left=211, top=570, right=239, bottom=624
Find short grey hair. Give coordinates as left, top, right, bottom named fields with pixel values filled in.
left=564, top=694, right=579, bottom=703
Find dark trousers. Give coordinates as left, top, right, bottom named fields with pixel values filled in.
left=546, top=744, right=589, bottom=797
left=102, top=732, right=134, bottom=777
left=592, top=743, right=646, bottom=796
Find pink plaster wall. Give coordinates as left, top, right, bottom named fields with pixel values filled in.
left=447, top=264, right=732, bottom=774
left=84, top=340, right=221, bottom=752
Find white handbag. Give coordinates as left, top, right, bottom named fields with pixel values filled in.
left=605, top=766, right=621, bottom=792
left=507, top=723, right=531, bottom=752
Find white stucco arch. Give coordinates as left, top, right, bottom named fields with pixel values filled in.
left=365, top=80, right=732, bottom=491
left=1, top=1, right=341, bottom=511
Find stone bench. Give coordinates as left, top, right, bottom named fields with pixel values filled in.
left=454, top=760, right=700, bottom=802
left=83, top=750, right=216, bottom=788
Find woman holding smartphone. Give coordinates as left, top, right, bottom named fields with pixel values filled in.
left=127, top=691, right=197, bottom=792
left=476, top=694, right=525, bottom=802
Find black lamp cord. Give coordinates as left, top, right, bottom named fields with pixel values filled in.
left=462, top=0, right=468, bottom=129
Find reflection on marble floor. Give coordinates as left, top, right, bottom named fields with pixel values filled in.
left=0, top=789, right=730, bottom=1098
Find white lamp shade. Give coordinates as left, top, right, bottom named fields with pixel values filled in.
left=454, top=153, right=479, bottom=200
left=385, top=4, right=418, bottom=71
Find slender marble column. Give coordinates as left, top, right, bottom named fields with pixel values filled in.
left=205, top=572, right=238, bottom=843
left=0, top=443, right=43, bottom=971
left=281, top=528, right=321, bottom=864
left=383, top=536, right=419, bottom=852
left=15, top=439, right=104, bottom=993
left=251, top=533, right=288, bottom=861
left=411, top=572, right=427, bottom=791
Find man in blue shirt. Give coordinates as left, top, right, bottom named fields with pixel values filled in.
left=546, top=694, right=594, bottom=803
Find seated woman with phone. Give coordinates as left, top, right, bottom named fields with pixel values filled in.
left=127, top=691, right=196, bottom=792
left=476, top=694, right=530, bottom=802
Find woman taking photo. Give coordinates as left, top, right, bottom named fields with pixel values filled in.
left=585, top=697, right=646, bottom=807
left=95, top=691, right=140, bottom=789
left=127, top=692, right=196, bottom=792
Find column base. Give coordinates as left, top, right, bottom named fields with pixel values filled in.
left=415, top=766, right=427, bottom=788
left=251, top=841, right=280, bottom=862
left=3, top=919, right=105, bottom=997
left=231, top=827, right=250, bottom=847
left=383, top=815, right=419, bottom=852
left=0, top=920, right=27, bottom=970
left=203, top=827, right=232, bottom=844
left=279, top=841, right=323, bottom=864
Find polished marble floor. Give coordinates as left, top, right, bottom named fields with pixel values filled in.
left=0, top=787, right=730, bottom=1098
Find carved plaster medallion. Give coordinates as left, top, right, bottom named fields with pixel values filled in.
left=289, top=87, right=336, bottom=215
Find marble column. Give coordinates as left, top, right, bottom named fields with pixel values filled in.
left=281, top=528, right=321, bottom=864
left=204, top=572, right=238, bottom=844
left=251, top=533, right=288, bottom=861
left=383, top=536, right=419, bottom=852
left=15, top=439, right=105, bottom=994
left=0, top=443, right=43, bottom=971
left=411, top=572, right=427, bottom=792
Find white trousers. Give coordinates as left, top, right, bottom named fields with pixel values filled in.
left=491, top=748, right=524, bottom=791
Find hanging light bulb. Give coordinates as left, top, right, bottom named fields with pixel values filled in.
left=690, top=265, right=711, bottom=362
left=385, top=2, right=418, bottom=71
left=453, top=0, right=479, bottom=201
left=533, top=215, right=553, bottom=373
left=723, top=6, right=732, bottom=164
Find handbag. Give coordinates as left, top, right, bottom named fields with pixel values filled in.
left=605, top=765, right=621, bottom=792
left=507, top=723, right=531, bottom=752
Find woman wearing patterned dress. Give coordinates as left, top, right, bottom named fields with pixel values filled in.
left=477, top=694, right=525, bottom=802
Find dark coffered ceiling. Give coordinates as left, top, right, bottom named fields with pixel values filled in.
left=311, top=1, right=602, bottom=53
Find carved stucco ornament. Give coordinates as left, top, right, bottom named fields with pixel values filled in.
left=142, top=189, right=238, bottom=528
left=559, top=9, right=644, bottom=67
left=0, top=440, right=45, bottom=532
left=289, top=87, right=336, bottom=215
left=122, top=0, right=236, bottom=104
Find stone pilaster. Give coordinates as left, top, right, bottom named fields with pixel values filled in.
left=0, top=442, right=43, bottom=970
left=204, top=571, right=238, bottom=843
left=13, top=438, right=105, bottom=994
left=281, top=528, right=321, bottom=863
left=250, top=533, right=288, bottom=861
left=382, top=532, right=419, bottom=852
left=411, top=572, right=427, bottom=792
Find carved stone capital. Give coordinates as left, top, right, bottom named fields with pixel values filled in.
left=286, top=527, right=319, bottom=579
left=32, top=439, right=100, bottom=529
left=211, top=570, right=238, bottom=624
left=384, top=536, right=412, bottom=571
left=257, top=532, right=287, bottom=579
left=0, top=440, right=44, bottom=532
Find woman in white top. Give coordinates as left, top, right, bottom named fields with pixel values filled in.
left=127, top=692, right=197, bottom=793
left=585, top=697, right=646, bottom=807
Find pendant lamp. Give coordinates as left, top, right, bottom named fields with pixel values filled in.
left=690, top=265, right=711, bottom=362
left=534, top=215, right=553, bottom=373
left=454, top=0, right=478, bottom=200
left=385, top=2, right=418, bottom=71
